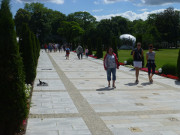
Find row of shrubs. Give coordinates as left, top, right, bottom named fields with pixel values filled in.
left=0, top=0, right=40, bottom=134
left=125, top=49, right=180, bottom=79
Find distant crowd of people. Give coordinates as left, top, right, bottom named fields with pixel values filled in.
left=43, top=43, right=69, bottom=53
left=42, top=42, right=155, bottom=88
left=42, top=43, right=89, bottom=60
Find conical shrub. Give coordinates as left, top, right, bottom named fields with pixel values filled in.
left=96, top=37, right=103, bottom=58
left=19, top=23, right=36, bottom=84
left=31, top=32, right=37, bottom=66
left=111, top=36, right=118, bottom=58
left=177, top=49, right=180, bottom=80
left=0, top=0, right=28, bottom=134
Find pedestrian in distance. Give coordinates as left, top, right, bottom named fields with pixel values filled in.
left=146, top=44, right=156, bottom=83
left=133, top=42, right=143, bottom=84
left=104, top=47, right=119, bottom=88
left=65, top=46, right=70, bottom=60
left=76, top=45, right=83, bottom=59
left=85, top=47, right=89, bottom=58
left=44, top=44, right=48, bottom=52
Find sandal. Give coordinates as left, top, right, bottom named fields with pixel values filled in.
left=135, top=80, right=139, bottom=84
left=150, top=79, right=153, bottom=83
left=112, top=85, right=116, bottom=88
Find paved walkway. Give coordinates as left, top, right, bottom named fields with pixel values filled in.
left=26, top=50, right=180, bottom=135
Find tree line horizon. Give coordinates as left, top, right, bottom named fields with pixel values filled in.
left=15, top=2, right=180, bottom=51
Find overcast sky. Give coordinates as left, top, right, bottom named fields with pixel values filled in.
left=10, top=0, right=180, bottom=21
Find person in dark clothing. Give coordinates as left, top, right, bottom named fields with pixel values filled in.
left=146, top=44, right=156, bottom=83
left=133, top=42, right=143, bottom=84
left=76, top=45, right=83, bottom=59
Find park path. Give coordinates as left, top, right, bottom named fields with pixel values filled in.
left=26, top=50, right=180, bottom=135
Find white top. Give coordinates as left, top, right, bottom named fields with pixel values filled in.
left=147, top=51, right=155, bottom=60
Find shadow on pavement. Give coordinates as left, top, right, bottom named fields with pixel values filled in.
left=141, top=82, right=151, bottom=86
left=96, top=87, right=114, bottom=91
left=125, top=83, right=137, bottom=86
left=175, top=80, right=180, bottom=85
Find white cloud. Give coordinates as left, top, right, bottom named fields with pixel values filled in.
left=142, top=0, right=180, bottom=5
left=16, top=0, right=64, bottom=4
left=103, top=0, right=130, bottom=4
left=92, top=9, right=103, bottom=12
left=102, top=0, right=180, bottom=5
left=94, top=9, right=165, bottom=21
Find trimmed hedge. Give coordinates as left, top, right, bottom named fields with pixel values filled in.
left=177, top=49, right=180, bottom=80
left=162, top=64, right=177, bottom=76
left=19, top=24, right=36, bottom=84
left=127, top=58, right=133, bottom=65
left=0, top=0, right=28, bottom=134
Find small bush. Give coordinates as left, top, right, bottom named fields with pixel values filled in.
left=177, top=49, right=180, bottom=80
left=126, top=58, right=133, bottom=65
left=162, top=64, right=177, bottom=76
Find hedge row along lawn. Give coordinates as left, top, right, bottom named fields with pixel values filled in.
left=93, top=49, right=179, bottom=70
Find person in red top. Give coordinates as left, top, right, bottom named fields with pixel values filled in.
left=104, top=47, right=119, bottom=88
left=44, top=44, right=48, bottom=52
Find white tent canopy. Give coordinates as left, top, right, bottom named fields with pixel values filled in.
left=120, top=34, right=136, bottom=43
left=119, top=34, right=136, bottom=49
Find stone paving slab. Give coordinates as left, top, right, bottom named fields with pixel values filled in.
left=27, top=51, right=180, bottom=135
left=33, top=79, right=66, bottom=91
left=81, top=90, right=180, bottom=112
left=30, top=92, right=78, bottom=114
left=101, top=114, right=180, bottom=135
left=154, top=78, right=180, bottom=89
left=70, top=78, right=165, bottom=90
left=26, top=118, right=91, bottom=135
left=64, top=71, right=134, bottom=79
left=36, top=71, right=60, bottom=79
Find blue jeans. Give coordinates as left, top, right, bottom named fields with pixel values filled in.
left=107, top=68, right=116, bottom=81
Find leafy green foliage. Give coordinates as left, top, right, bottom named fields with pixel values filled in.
left=111, top=36, right=118, bottom=58
left=177, top=49, right=180, bottom=80
left=19, top=24, right=36, bottom=84
left=0, top=0, right=28, bottom=134
left=87, top=38, right=92, bottom=55
left=58, top=21, right=84, bottom=43
left=162, top=64, right=177, bottom=76
left=127, top=58, right=133, bottom=65
left=96, top=38, right=103, bottom=58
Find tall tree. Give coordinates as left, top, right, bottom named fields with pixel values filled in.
left=153, top=8, right=180, bottom=48
left=96, top=19, right=112, bottom=49
left=19, top=24, right=36, bottom=84
left=111, top=16, right=129, bottom=37
left=67, top=11, right=96, bottom=30
left=14, top=8, right=31, bottom=37
left=96, top=37, right=103, bottom=58
left=111, top=36, right=118, bottom=58
left=58, top=21, right=84, bottom=45
left=0, top=0, right=27, bottom=134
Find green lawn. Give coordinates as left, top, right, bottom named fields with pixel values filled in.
left=93, top=49, right=179, bottom=70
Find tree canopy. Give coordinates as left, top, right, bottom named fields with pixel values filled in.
left=14, top=3, right=180, bottom=49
